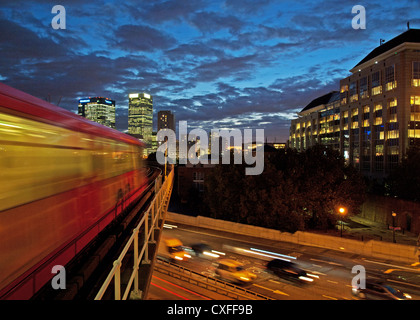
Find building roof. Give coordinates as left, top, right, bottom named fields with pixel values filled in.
left=300, top=91, right=338, bottom=113
left=353, top=28, right=420, bottom=68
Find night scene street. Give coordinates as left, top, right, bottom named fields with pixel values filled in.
left=1, top=0, right=420, bottom=318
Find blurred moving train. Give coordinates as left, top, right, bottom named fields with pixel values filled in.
left=0, top=83, right=148, bottom=299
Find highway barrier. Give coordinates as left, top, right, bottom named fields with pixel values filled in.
left=166, top=212, right=419, bottom=265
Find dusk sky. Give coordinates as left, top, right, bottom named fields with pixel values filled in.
left=1, top=0, right=419, bottom=142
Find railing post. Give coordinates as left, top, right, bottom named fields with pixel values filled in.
left=149, top=202, right=154, bottom=241
left=133, top=228, right=139, bottom=293
left=143, top=213, right=150, bottom=264
left=159, top=188, right=163, bottom=219
left=150, top=203, right=158, bottom=244
left=114, top=260, right=121, bottom=300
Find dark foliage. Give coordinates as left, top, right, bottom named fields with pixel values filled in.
left=386, top=142, right=420, bottom=202
left=202, top=145, right=366, bottom=232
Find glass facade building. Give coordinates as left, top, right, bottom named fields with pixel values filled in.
left=78, top=97, right=116, bottom=129
left=289, top=29, right=420, bottom=178
left=128, top=93, right=153, bottom=156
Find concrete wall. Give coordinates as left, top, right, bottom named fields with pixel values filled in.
left=166, top=212, right=419, bottom=264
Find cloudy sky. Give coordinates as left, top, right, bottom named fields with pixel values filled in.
left=1, top=0, right=419, bottom=142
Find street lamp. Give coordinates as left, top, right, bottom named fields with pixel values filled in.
left=392, top=211, right=397, bottom=243
left=339, top=207, right=346, bottom=237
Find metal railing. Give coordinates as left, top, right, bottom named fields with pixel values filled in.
left=154, top=258, right=273, bottom=300
left=154, top=258, right=274, bottom=300
left=95, top=168, right=174, bottom=300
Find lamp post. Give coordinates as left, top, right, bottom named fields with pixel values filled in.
left=339, top=207, right=346, bottom=237
left=392, top=211, right=397, bottom=243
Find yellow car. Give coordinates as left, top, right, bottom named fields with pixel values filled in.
left=215, top=259, right=256, bottom=284
left=158, top=237, right=191, bottom=262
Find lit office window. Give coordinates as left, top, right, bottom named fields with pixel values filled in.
left=389, top=98, right=397, bottom=108
left=385, top=65, right=397, bottom=91
left=408, top=129, right=420, bottom=138
left=387, top=130, right=399, bottom=139
left=371, top=71, right=382, bottom=95
left=410, top=96, right=420, bottom=105
left=410, top=113, right=420, bottom=121
left=374, top=117, right=382, bottom=125
left=349, top=82, right=358, bottom=102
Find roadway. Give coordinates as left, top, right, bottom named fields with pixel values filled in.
left=148, top=221, right=420, bottom=300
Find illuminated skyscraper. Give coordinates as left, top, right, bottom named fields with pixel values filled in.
left=128, top=92, right=153, bottom=156
left=78, top=97, right=116, bottom=129
left=157, top=110, right=176, bottom=159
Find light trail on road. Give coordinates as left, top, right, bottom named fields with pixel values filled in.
left=150, top=281, right=190, bottom=300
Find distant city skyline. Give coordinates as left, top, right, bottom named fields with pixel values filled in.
left=1, top=0, right=419, bottom=142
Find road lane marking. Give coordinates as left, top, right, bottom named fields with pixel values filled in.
left=252, top=283, right=289, bottom=296
left=322, top=294, right=338, bottom=300
left=327, top=280, right=338, bottom=284
left=310, top=258, right=343, bottom=266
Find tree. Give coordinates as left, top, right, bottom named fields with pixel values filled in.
left=386, top=142, right=420, bottom=202
left=203, top=145, right=366, bottom=232
left=290, top=145, right=366, bottom=229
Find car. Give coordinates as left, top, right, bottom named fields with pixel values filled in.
left=215, top=259, right=257, bottom=284
left=266, top=259, right=314, bottom=283
left=186, top=243, right=225, bottom=259
left=352, top=280, right=412, bottom=300
left=191, top=243, right=212, bottom=256
left=158, top=237, right=191, bottom=262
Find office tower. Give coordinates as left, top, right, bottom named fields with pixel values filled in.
left=157, top=110, right=176, bottom=160
left=78, top=97, right=116, bottom=129
left=151, top=131, right=158, bottom=154
left=157, top=110, right=176, bottom=132
left=128, top=92, right=153, bottom=156
left=289, top=28, right=420, bottom=178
